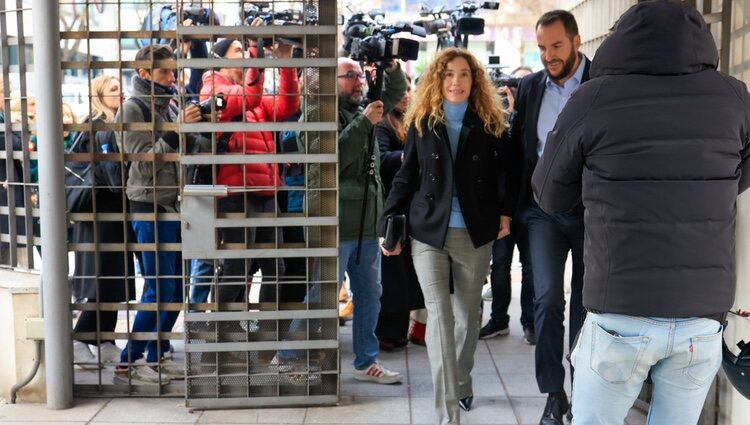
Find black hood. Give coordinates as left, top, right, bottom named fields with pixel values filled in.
left=590, top=0, right=718, bottom=78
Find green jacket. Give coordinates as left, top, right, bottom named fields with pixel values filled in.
left=338, top=66, right=406, bottom=241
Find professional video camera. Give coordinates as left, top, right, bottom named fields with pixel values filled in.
left=348, top=22, right=426, bottom=63
left=189, top=93, right=227, bottom=115
left=415, top=1, right=499, bottom=49
left=243, top=2, right=305, bottom=25
left=138, top=4, right=218, bottom=48
left=487, top=56, right=521, bottom=88
left=242, top=2, right=317, bottom=46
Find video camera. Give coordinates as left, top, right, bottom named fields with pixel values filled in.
left=189, top=94, right=227, bottom=115
left=415, top=1, right=499, bottom=49
left=242, top=2, right=317, bottom=46
left=487, top=56, right=521, bottom=88
left=181, top=5, right=213, bottom=25
left=138, top=4, right=217, bottom=48
left=348, top=23, right=425, bottom=63
left=342, top=10, right=425, bottom=63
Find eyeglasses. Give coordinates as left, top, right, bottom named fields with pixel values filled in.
left=337, top=71, right=367, bottom=81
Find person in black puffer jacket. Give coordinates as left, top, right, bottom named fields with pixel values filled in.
left=532, top=1, right=750, bottom=424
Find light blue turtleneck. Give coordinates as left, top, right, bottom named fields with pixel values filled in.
left=443, top=100, right=468, bottom=228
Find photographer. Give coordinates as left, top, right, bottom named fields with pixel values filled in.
left=114, top=44, right=210, bottom=385
left=140, top=3, right=219, bottom=101
left=338, top=56, right=406, bottom=384
left=199, top=30, right=300, bottom=305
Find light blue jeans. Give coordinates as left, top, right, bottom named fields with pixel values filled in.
left=339, top=239, right=383, bottom=370
left=571, top=312, right=723, bottom=425
left=277, top=240, right=381, bottom=371
left=189, top=259, right=213, bottom=305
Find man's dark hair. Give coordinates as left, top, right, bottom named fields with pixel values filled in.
left=536, top=10, right=579, bottom=40
left=134, top=44, right=174, bottom=65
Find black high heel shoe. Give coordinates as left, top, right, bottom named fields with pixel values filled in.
left=459, top=396, right=473, bottom=412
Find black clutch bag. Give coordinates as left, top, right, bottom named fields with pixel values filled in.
left=382, top=214, right=406, bottom=251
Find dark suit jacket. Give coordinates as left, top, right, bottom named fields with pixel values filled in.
left=379, top=108, right=521, bottom=249
left=512, top=57, right=591, bottom=209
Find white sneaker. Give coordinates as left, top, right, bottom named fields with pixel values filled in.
left=114, top=358, right=171, bottom=385
left=353, top=362, right=403, bottom=384
left=481, top=283, right=493, bottom=301
left=158, top=359, right=184, bottom=380
left=272, top=355, right=322, bottom=386
left=73, top=341, right=98, bottom=370
left=94, top=342, right=121, bottom=364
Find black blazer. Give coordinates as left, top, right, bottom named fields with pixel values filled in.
left=379, top=108, right=521, bottom=249
left=511, top=56, right=591, bottom=209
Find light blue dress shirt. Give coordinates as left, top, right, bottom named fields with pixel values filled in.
left=536, top=56, right=586, bottom=158
left=443, top=100, right=468, bottom=228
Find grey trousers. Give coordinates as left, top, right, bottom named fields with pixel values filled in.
left=411, top=228, right=493, bottom=425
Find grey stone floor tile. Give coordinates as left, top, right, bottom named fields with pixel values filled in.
left=91, top=398, right=199, bottom=423
left=492, top=354, right=535, bottom=375
left=0, top=399, right=106, bottom=422
left=484, top=337, right=535, bottom=355
left=410, top=396, right=517, bottom=425
left=341, top=374, right=409, bottom=397
left=473, top=342, right=490, bottom=355
left=501, top=374, right=541, bottom=397
left=472, top=354, right=499, bottom=375
left=305, top=396, right=409, bottom=424
left=0, top=422, right=87, bottom=425
left=409, top=397, right=440, bottom=425
left=94, top=423, right=196, bottom=425
left=405, top=373, right=433, bottom=396
left=462, top=397, right=517, bottom=424
left=508, top=397, right=548, bottom=425
left=472, top=374, right=507, bottom=398
left=255, top=408, right=307, bottom=424
left=197, top=408, right=259, bottom=423
left=197, top=407, right=306, bottom=424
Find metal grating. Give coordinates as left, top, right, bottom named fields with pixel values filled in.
left=32, top=0, right=343, bottom=405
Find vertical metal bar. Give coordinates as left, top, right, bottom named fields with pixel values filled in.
left=33, top=0, right=73, bottom=409
left=720, top=0, right=731, bottom=74
left=15, top=0, right=32, bottom=268
left=0, top=0, right=16, bottom=267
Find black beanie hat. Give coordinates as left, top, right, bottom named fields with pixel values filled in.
left=212, top=38, right=239, bottom=58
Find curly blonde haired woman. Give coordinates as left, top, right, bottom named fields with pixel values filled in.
left=379, top=48, right=521, bottom=425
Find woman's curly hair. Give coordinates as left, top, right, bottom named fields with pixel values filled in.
left=404, top=47, right=508, bottom=138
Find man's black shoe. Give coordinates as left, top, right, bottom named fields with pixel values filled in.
left=459, top=395, right=473, bottom=412
left=539, top=391, right=569, bottom=425
left=479, top=319, right=510, bottom=339
left=523, top=325, right=536, bottom=345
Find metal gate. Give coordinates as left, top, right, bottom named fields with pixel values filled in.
left=10, top=0, right=342, bottom=407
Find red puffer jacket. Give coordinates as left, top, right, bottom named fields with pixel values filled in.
left=200, top=57, right=299, bottom=195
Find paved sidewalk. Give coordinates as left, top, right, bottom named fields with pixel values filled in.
left=0, top=285, right=648, bottom=425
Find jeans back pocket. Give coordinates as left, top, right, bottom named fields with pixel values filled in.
left=684, top=325, right=723, bottom=387
left=590, top=321, right=649, bottom=384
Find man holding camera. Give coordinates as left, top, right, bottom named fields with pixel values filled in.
left=200, top=34, right=299, bottom=305
left=114, top=44, right=211, bottom=384
left=338, top=56, right=406, bottom=384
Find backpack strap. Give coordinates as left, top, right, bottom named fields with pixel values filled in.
left=127, top=97, right=152, bottom=123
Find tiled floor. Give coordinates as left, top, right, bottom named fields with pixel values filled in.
left=0, top=284, right=648, bottom=424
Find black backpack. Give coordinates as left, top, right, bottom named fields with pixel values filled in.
left=65, top=98, right=151, bottom=213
